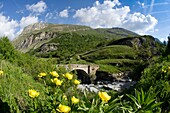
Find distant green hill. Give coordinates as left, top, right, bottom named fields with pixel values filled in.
left=12, top=23, right=164, bottom=74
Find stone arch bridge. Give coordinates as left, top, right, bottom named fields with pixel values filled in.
left=57, top=64, right=99, bottom=83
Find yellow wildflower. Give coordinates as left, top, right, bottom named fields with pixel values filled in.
left=51, top=78, right=58, bottom=83
left=51, top=78, right=63, bottom=86
left=50, top=71, right=59, bottom=77
left=0, top=70, right=3, bottom=75
left=74, top=79, right=81, bottom=85
left=62, top=74, right=65, bottom=77
left=63, top=95, right=67, bottom=100
left=65, top=73, right=73, bottom=80
left=71, top=96, right=79, bottom=104
left=38, top=72, right=47, bottom=77
left=168, top=66, right=170, bottom=70
left=57, top=104, right=71, bottom=113
left=28, top=89, right=39, bottom=98
left=162, top=69, right=167, bottom=73
left=55, top=79, right=63, bottom=86
left=98, top=92, right=111, bottom=102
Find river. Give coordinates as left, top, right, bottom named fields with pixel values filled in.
left=77, top=80, right=136, bottom=93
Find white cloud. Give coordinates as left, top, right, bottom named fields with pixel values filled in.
left=45, top=12, right=54, bottom=20
left=45, top=11, right=59, bottom=21
left=74, top=0, right=128, bottom=28
left=20, top=16, right=38, bottom=29
left=160, top=37, right=168, bottom=42
left=0, top=1, right=45, bottom=40
left=148, top=0, right=155, bottom=14
left=122, top=13, right=158, bottom=34
left=73, top=0, right=158, bottom=34
left=155, top=29, right=159, bottom=32
left=16, top=10, right=24, bottom=14
left=137, top=1, right=145, bottom=8
left=26, top=1, right=47, bottom=14
left=59, top=9, right=69, bottom=18
left=16, top=15, right=39, bottom=35
left=0, top=13, right=18, bottom=40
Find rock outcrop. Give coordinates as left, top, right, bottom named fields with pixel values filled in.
left=107, top=35, right=162, bottom=56
left=20, top=23, right=48, bottom=35
left=40, top=43, right=59, bottom=52
left=16, top=32, right=57, bottom=49
left=107, top=36, right=153, bottom=47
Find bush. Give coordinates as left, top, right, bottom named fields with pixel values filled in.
left=0, top=37, right=17, bottom=61
left=136, top=57, right=170, bottom=112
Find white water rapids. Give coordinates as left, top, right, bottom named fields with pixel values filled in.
left=77, top=80, right=136, bottom=93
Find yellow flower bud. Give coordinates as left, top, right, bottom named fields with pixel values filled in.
left=62, top=74, right=65, bottom=77
left=57, top=104, right=71, bottom=113
left=38, top=72, right=47, bottom=77
left=28, top=89, right=39, bottom=98
left=50, top=71, right=59, bottom=77
left=98, top=92, right=111, bottom=102
left=168, top=67, right=170, bottom=70
left=162, top=69, right=167, bottom=73
left=74, top=79, right=81, bottom=85
left=63, top=95, right=67, bottom=100
left=0, top=70, right=3, bottom=75
left=71, top=96, right=79, bottom=104
left=65, top=73, right=73, bottom=80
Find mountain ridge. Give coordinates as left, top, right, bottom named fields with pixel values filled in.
left=12, top=23, right=139, bottom=52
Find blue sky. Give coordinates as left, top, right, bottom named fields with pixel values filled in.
left=0, top=0, right=170, bottom=41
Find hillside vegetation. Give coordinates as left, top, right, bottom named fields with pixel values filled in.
left=12, top=23, right=164, bottom=75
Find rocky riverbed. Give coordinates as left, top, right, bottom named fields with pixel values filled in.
left=77, top=80, right=136, bottom=93
left=75, top=70, right=136, bottom=93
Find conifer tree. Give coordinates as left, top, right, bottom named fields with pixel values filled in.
left=165, top=35, right=170, bottom=56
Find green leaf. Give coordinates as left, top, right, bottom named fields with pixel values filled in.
left=126, top=94, right=141, bottom=109
left=149, top=102, right=163, bottom=109
left=141, top=88, right=145, bottom=104
left=136, top=89, right=141, bottom=104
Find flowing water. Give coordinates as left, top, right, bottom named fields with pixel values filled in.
left=77, top=80, right=136, bottom=93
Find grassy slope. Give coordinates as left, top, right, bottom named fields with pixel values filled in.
left=0, top=60, right=46, bottom=112
left=78, top=45, right=138, bottom=73
left=0, top=36, right=56, bottom=112
left=67, top=35, right=163, bottom=73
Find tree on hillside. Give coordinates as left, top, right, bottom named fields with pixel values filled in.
left=163, top=41, right=167, bottom=46
left=164, top=35, right=170, bottom=56
left=0, top=36, right=16, bottom=61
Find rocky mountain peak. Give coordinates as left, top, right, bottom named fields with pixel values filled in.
left=21, top=23, right=48, bottom=35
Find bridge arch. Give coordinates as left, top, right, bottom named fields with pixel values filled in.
left=72, top=69, right=91, bottom=84
left=57, top=64, right=99, bottom=83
